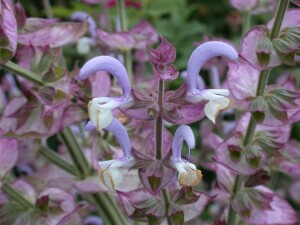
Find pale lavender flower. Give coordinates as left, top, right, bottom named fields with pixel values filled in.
left=171, top=125, right=202, bottom=187
left=97, top=118, right=136, bottom=190
left=78, top=56, right=133, bottom=130
left=186, top=41, right=239, bottom=123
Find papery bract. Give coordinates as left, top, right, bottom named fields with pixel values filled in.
left=232, top=186, right=298, bottom=225
left=0, top=138, right=18, bottom=178
left=215, top=113, right=290, bottom=175
left=18, top=22, right=88, bottom=47
left=148, top=36, right=178, bottom=80
left=0, top=0, right=17, bottom=63
left=14, top=2, right=26, bottom=29
left=171, top=187, right=213, bottom=222
left=240, top=26, right=281, bottom=70
left=133, top=129, right=174, bottom=194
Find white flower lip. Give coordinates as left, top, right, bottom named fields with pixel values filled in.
left=88, top=97, right=133, bottom=130
left=98, top=158, right=135, bottom=190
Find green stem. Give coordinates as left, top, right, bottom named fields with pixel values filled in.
left=243, top=116, right=257, bottom=147
left=270, top=0, right=290, bottom=40
left=227, top=1, right=290, bottom=224
left=117, top=0, right=133, bottom=81
left=0, top=61, right=44, bottom=86
left=42, top=0, right=53, bottom=18
left=227, top=176, right=243, bottom=225
left=117, top=0, right=128, bottom=31
left=242, top=11, right=251, bottom=35
left=162, top=189, right=171, bottom=215
left=155, top=80, right=164, bottom=160
left=269, top=171, right=280, bottom=190
left=1, top=183, right=34, bottom=209
left=39, top=146, right=79, bottom=177
left=155, top=79, right=172, bottom=225
left=124, top=50, right=133, bottom=81
left=92, top=193, right=128, bottom=225
left=59, top=127, right=91, bottom=178
left=58, top=127, right=127, bottom=225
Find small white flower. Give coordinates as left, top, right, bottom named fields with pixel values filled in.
left=98, top=158, right=135, bottom=190
left=174, top=160, right=203, bottom=187
left=172, top=125, right=203, bottom=187
left=88, top=97, right=133, bottom=130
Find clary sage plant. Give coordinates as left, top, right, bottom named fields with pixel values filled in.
left=0, top=0, right=300, bottom=225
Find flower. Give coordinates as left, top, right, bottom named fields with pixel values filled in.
left=171, top=125, right=202, bottom=187
left=78, top=56, right=134, bottom=130
left=185, top=41, right=239, bottom=123
left=97, top=118, right=136, bottom=190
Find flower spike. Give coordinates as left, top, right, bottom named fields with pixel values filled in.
left=98, top=118, right=135, bottom=189
left=186, top=41, right=239, bottom=123
left=171, top=125, right=202, bottom=187
left=79, top=56, right=133, bottom=129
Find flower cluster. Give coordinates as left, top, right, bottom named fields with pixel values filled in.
left=0, top=0, right=299, bottom=225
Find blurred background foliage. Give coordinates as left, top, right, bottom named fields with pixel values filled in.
left=19, top=0, right=272, bottom=69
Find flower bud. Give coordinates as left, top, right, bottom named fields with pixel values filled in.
left=228, top=144, right=242, bottom=162
left=272, top=38, right=296, bottom=66
left=244, top=146, right=261, bottom=169
left=250, top=96, right=267, bottom=123
left=256, top=37, right=273, bottom=67
left=176, top=162, right=203, bottom=187
left=36, top=195, right=49, bottom=216
left=167, top=205, right=184, bottom=225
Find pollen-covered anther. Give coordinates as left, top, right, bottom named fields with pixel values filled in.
left=176, top=162, right=203, bottom=187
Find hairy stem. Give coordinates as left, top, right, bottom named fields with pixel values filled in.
left=0, top=61, right=44, bottom=86
left=155, top=79, right=172, bottom=224
left=227, top=1, right=290, bottom=224
left=1, top=183, right=34, bottom=209
left=156, top=79, right=164, bottom=160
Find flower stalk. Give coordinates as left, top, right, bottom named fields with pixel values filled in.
left=156, top=79, right=164, bottom=160
left=39, top=146, right=79, bottom=177
left=42, top=0, right=53, bottom=18
left=117, top=0, right=133, bottom=80
left=242, top=11, right=251, bottom=35
left=0, top=61, right=44, bottom=86
left=227, top=1, right=290, bottom=224
left=59, top=127, right=92, bottom=178
left=155, top=78, right=172, bottom=224
left=1, top=183, right=34, bottom=209
left=58, top=127, right=128, bottom=225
